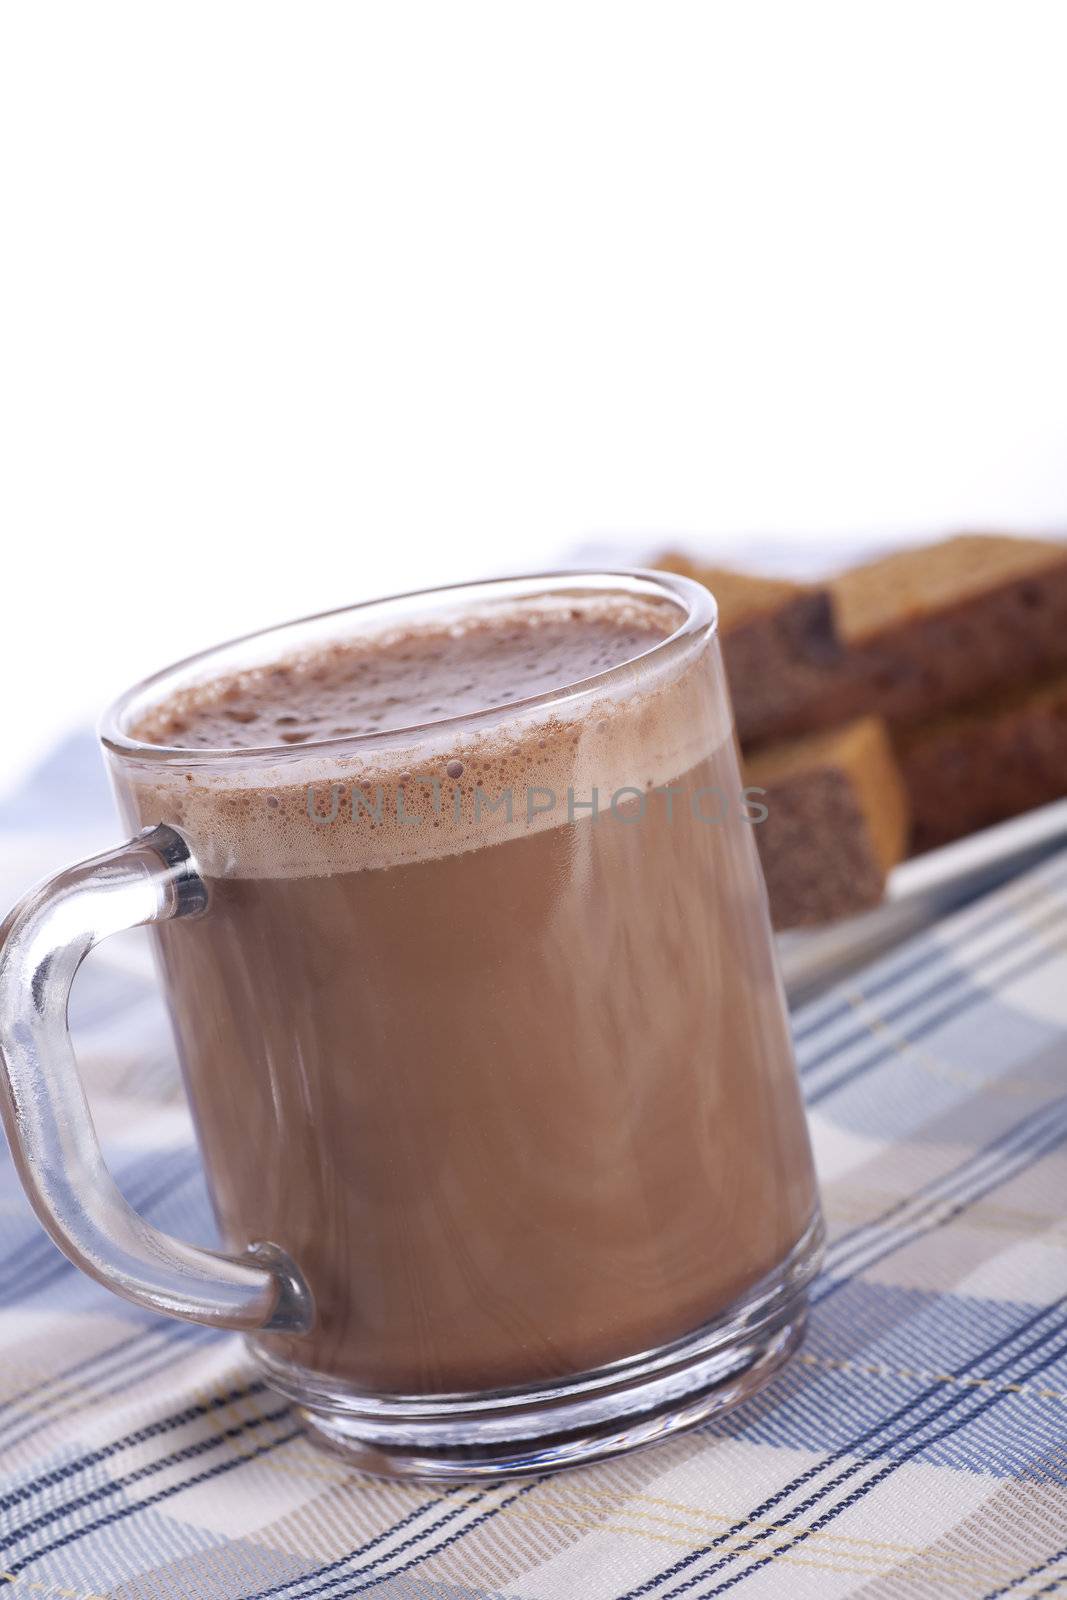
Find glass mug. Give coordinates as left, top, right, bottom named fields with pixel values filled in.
left=0, top=571, right=822, bottom=1477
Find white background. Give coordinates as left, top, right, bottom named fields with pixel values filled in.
left=2, top=2, right=1066, bottom=792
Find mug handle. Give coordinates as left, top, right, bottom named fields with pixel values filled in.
left=0, top=824, right=311, bottom=1333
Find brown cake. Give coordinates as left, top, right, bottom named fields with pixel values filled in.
left=662, top=534, right=1067, bottom=747
left=656, top=552, right=843, bottom=744
left=660, top=534, right=1067, bottom=927
left=898, top=671, right=1067, bottom=852
left=831, top=534, right=1067, bottom=730
left=745, top=717, right=910, bottom=929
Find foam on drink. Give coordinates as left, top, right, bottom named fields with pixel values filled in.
left=126, top=593, right=732, bottom=876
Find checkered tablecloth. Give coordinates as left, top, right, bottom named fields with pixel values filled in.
left=1, top=735, right=1066, bottom=1599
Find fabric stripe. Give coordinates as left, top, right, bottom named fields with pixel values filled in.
left=817, top=1094, right=1067, bottom=1296
left=0, top=1382, right=265, bottom=1519
left=789, top=856, right=1067, bottom=1048
left=4, top=1423, right=300, bottom=1578
left=618, top=1297, right=1067, bottom=1599
left=688, top=1316, right=1067, bottom=1597
left=4, top=1404, right=290, bottom=1558
left=982, top=1544, right=1067, bottom=1600
left=241, top=1487, right=499, bottom=1600
left=306, top=1478, right=545, bottom=1600
left=0, top=1322, right=215, bottom=1461
left=617, top=1146, right=1067, bottom=1600
left=798, top=896, right=1067, bottom=1078
left=0, top=1318, right=211, bottom=1446
left=806, top=931, right=1067, bottom=1107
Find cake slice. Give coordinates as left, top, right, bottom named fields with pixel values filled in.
left=831, top=533, right=1067, bottom=729
left=745, top=717, right=910, bottom=929
left=662, top=534, right=1067, bottom=747
left=657, top=552, right=843, bottom=744
left=897, top=671, right=1067, bottom=853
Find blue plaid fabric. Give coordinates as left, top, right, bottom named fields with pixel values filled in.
left=1, top=735, right=1066, bottom=1598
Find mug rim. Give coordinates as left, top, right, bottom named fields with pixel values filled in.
left=99, top=567, right=717, bottom=767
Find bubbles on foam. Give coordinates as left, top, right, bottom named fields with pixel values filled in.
left=131, top=598, right=679, bottom=754
left=117, top=596, right=727, bottom=878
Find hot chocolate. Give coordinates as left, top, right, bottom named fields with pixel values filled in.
left=120, top=595, right=817, bottom=1395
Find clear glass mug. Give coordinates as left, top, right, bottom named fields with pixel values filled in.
left=0, top=570, right=822, bottom=1477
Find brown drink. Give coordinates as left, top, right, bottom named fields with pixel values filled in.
left=119, top=591, right=818, bottom=1400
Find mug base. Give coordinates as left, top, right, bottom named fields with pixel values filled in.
left=250, top=1211, right=824, bottom=1480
